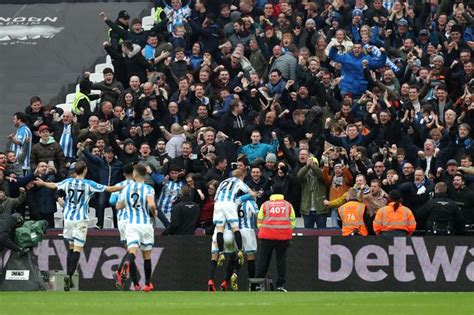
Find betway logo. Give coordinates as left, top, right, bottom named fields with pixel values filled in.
left=34, top=240, right=162, bottom=282
left=318, top=237, right=474, bottom=282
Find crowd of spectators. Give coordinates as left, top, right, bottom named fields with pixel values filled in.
left=3, top=0, right=474, bottom=235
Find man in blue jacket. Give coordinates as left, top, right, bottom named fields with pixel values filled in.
left=81, top=146, right=123, bottom=228
left=328, top=41, right=386, bottom=98
left=240, top=130, right=279, bottom=164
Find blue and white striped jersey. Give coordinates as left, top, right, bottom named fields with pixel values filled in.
left=112, top=179, right=135, bottom=222
left=118, top=182, right=155, bottom=225
left=156, top=180, right=183, bottom=215
left=59, top=124, right=74, bottom=158
left=57, top=178, right=107, bottom=221
left=11, top=124, right=32, bottom=170
left=238, top=199, right=259, bottom=229
left=215, top=177, right=249, bottom=203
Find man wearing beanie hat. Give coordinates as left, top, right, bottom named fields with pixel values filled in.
left=100, top=11, right=147, bottom=49
left=113, top=138, right=139, bottom=165
left=446, top=23, right=470, bottom=63
left=265, top=153, right=277, bottom=164
left=263, top=153, right=278, bottom=179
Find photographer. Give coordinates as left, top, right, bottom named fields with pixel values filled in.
left=0, top=213, right=28, bottom=256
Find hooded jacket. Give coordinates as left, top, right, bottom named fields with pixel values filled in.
left=328, top=46, right=386, bottom=96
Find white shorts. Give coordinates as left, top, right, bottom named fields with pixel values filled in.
left=240, top=228, right=257, bottom=254
left=117, top=220, right=127, bottom=243
left=125, top=223, right=154, bottom=251
left=210, top=228, right=257, bottom=254
left=63, top=220, right=88, bottom=247
left=211, top=230, right=235, bottom=254
left=213, top=201, right=239, bottom=228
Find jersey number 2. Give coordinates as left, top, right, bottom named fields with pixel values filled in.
left=131, top=192, right=142, bottom=208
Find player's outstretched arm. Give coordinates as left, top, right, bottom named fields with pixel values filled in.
left=105, top=185, right=124, bottom=193
left=33, top=178, right=58, bottom=190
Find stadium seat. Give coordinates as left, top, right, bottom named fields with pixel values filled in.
left=54, top=204, right=63, bottom=228
left=56, top=103, right=72, bottom=113
left=89, top=72, right=103, bottom=83
left=65, top=93, right=76, bottom=104
left=142, top=16, right=154, bottom=31
left=103, top=207, right=114, bottom=228
left=326, top=217, right=334, bottom=228
left=151, top=6, right=155, bottom=16
left=89, top=207, right=96, bottom=219
left=87, top=207, right=99, bottom=228
left=295, top=217, right=304, bottom=228
left=94, top=63, right=114, bottom=73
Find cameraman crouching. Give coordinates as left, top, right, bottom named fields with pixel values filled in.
left=0, top=213, right=28, bottom=255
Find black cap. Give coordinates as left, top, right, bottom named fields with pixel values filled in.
left=123, top=138, right=135, bottom=146
left=104, top=146, right=114, bottom=153
left=118, top=10, right=130, bottom=20
left=446, top=159, right=459, bottom=167
left=419, top=29, right=430, bottom=36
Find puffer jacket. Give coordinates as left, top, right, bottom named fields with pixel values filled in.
left=30, top=136, right=67, bottom=179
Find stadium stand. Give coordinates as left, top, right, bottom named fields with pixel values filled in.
left=2, top=0, right=474, bottom=237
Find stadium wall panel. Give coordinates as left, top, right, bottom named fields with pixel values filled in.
left=27, top=234, right=474, bottom=291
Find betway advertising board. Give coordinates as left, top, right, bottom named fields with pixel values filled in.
left=9, top=235, right=474, bottom=291
left=316, top=237, right=474, bottom=291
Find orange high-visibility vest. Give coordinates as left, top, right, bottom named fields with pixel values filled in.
left=373, top=202, right=417, bottom=235
left=338, top=200, right=368, bottom=236
left=258, top=199, right=293, bottom=240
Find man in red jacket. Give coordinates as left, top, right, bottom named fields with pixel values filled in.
left=255, top=192, right=295, bottom=292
